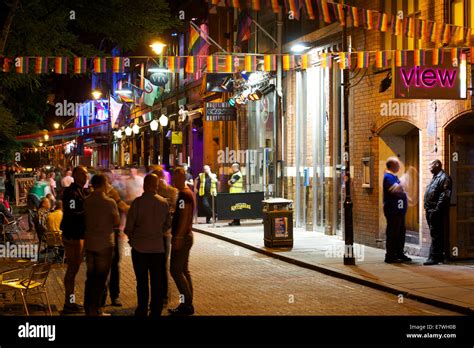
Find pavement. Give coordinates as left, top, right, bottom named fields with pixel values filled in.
left=192, top=219, right=474, bottom=315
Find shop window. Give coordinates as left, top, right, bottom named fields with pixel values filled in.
left=383, top=0, right=421, bottom=51
left=449, top=0, right=474, bottom=28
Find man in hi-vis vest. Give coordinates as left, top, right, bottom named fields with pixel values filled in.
left=194, top=165, right=218, bottom=224
left=228, top=163, right=243, bottom=226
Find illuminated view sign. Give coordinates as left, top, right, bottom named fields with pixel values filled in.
left=393, top=51, right=466, bottom=99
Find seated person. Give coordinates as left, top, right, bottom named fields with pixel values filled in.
left=37, top=197, right=51, bottom=232
left=46, top=200, right=63, bottom=233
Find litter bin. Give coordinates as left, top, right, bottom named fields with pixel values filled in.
left=263, top=198, right=293, bottom=248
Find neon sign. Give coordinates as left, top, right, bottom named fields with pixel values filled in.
left=400, top=67, right=457, bottom=88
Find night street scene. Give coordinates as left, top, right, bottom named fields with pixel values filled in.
left=0, top=0, right=473, bottom=346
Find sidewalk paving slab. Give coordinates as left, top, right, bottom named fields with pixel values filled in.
left=193, top=220, right=474, bottom=315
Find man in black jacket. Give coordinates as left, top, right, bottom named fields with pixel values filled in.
left=61, top=166, right=89, bottom=312
left=424, top=160, right=452, bottom=265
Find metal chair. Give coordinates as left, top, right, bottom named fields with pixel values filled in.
left=1, top=263, right=53, bottom=316
left=44, top=231, right=64, bottom=264
left=0, top=213, right=26, bottom=244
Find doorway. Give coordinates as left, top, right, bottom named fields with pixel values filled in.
left=446, top=113, right=474, bottom=259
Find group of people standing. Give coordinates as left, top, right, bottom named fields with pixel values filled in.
left=61, top=165, right=194, bottom=317
left=383, top=158, right=452, bottom=265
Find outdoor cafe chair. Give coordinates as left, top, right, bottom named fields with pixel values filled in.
left=44, top=230, right=64, bottom=264
left=0, top=213, right=27, bottom=245
left=0, top=262, right=53, bottom=316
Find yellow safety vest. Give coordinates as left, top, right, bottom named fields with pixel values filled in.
left=198, top=172, right=217, bottom=196
left=229, top=172, right=243, bottom=193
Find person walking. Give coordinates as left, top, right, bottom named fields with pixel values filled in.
left=383, top=157, right=411, bottom=263
left=169, top=167, right=195, bottom=316
left=125, top=174, right=171, bottom=317
left=424, top=160, right=452, bottom=265
left=194, top=165, right=217, bottom=224
left=227, top=163, right=244, bottom=226
left=60, top=166, right=88, bottom=313
left=83, top=174, right=120, bottom=316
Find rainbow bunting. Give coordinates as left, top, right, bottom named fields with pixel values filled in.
left=282, top=55, right=295, bottom=71
left=54, top=57, right=68, bottom=74
left=442, top=24, right=451, bottom=44
left=336, top=4, right=345, bottom=26
left=185, top=56, right=199, bottom=74
left=188, top=25, right=206, bottom=54
left=224, top=55, right=233, bottom=73
left=303, top=0, right=315, bottom=20
left=15, top=57, right=29, bottom=73
left=339, top=52, right=350, bottom=69
left=466, top=28, right=472, bottom=45
left=403, top=17, right=414, bottom=38
left=357, top=51, right=369, bottom=68
left=167, top=56, right=182, bottom=72
left=112, top=57, right=125, bottom=73
left=73, top=57, right=87, bottom=74
left=245, top=55, right=258, bottom=72
left=2, top=57, right=10, bottom=72
left=432, top=48, right=444, bottom=65
left=35, top=57, right=48, bottom=74
left=264, top=55, right=277, bottom=71
left=455, top=26, right=464, bottom=42
left=350, top=6, right=359, bottom=27
left=288, top=0, right=300, bottom=20
left=428, top=21, right=437, bottom=43
left=206, top=55, right=218, bottom=72
left=375, top=51, right=388, bottom=68
left=395, top=50, right=406, bottom=67
left=391, top=15, right=403, bottom=36
left=320, top=52, right=332, bottom=68
left=417, top=19, right=426, bottom=40
left=365, top=10, right=374, bottom=30
left=270, top=0, right=279, bottom=13
left=377, top=12, right=388, bottom=32
left=252, top=0, right=260, bottom=11
left=413, top=49, right=425, bottom=66
left=300, top=54, right=308, bottom=69
left=93, top=57, right=106, bottom=73
left=451, top=47, right=461, bottom=63
left=321, top=0, right=331, bottom=23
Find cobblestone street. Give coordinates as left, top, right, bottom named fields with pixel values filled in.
left=1, top=232, right=460, bottom=316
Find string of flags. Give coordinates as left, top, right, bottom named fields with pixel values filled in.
left=209, top=0, right=474, bottom=47
left=21, top=143, right=66, bottom=153
left=1, top=47, right=472, bottom=75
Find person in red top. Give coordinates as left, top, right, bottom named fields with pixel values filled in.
left=0, top=192, right=11, bottom=211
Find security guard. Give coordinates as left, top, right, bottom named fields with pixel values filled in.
left=228, top=163, right=243, bottom=226
left=195, top=165, right=218, bottom=223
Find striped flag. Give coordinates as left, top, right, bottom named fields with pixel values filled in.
left=93, top=57, right=106, bottom=73
left=357, top=52, right=369, bottom=68
left=391, top=15, right=403, bottom=36
left=112, top=57, right=125, bottom=73
left=35, top=57, right=48, bottom=74
left=395, top=50, right=407, bottom=67
left=442, top=24, right=451, bottom=44
left=336, top=4, right=345, bottom=26
left=364, top=10, right=374, bottom=30
left=377, top=12, right=389, bottom=32
left=251, top=0, right=260, bottom=11
left=451, top=47, right=461, bottom=63
left=302, top=0, right=315, bottom=20
left=245, top=55, right=258, bottom=72
left=206, top=55, right=219, bottom=72
left=264, top=55, right=277, bottom=71
left=73, top=57, right=87, bottom=74
left=375, top=51, right=388, bottom=68
left=270, top=0, right=280, bottom=13
left=167, top=56, right=182, bottom=72
left=413, top=49, right=425, bottom=66
left=15, top=57, right=29, bottom=73
left=224, top=55, right=233, bottom=73
left=428, top=21, right=437, bottom=43
left=300, top=54, right=308, bottom=69
left=339, top=52, right=350, bottom=69
left=282, top=54, right=295, bottom=71
left=432, top=48, right=444, bottom=65
left=466, top=28, right=472, bottom=45
left=321, top=52, right=332, bottom=68
left=321, top=0, right=331, bottom=23
left=417, top=19, right=426, bottom=41
left=185, top=56, right=199, bottom=74
left=188, top=25, right=206, bottom=54
left=288, top=0, right=300, bottom=20
left=350, top=6, right=359, bottom=27
left=404, top=17, right=415, bottom=38
left=54, top=57, right=68, bottom=74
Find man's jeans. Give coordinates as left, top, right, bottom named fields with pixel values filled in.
left=62, top=237, right=84, bottom=306
left=84, top=247, right=113, bottom=315
left=102, top=230, right=121, bottom=303
left=170, top=234, right=194, bottom=306
left=131, top=248, right=165, bottom=317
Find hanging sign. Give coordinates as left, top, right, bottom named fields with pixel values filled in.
left=205, top=102, right=237, bottom=121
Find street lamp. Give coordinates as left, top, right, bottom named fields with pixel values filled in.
left=92, top=89, right=103, bottom=100
left=150, top=119, right=159, bottom=131
left=125, top=126, right=132, bottom=137
left=132, top=124, right=140, bottom=134
left=159, top=114, right=168, bottom=127
left=44, top=134, right=49, bottom=141
left=53, top=122, right=60, bottom=129
left=150, top=41, right=166, bottom=55
left=291, top=43, right=310, bottom=53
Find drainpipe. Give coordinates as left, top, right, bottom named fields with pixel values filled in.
left=274, top=9, right=283, bottom=197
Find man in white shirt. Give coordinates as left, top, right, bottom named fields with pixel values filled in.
left=61, top=170, right=74, bottom=188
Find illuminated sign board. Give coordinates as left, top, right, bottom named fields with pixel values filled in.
left=393, top=51, right=466, bottom=99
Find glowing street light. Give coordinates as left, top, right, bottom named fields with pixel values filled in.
left=150, top=119, right=159, bottom=131
left=92, top=89, right=103, bottom=100
left=132, top=124, right=140, bottom=134
left=150, top=42, right=166, bottom=55
left=53, top=122, right=60, bottom=129
left=159, top=114, right=168, bottom=127
left=124, top=126, right=132, bottom=136
left=44, top=134, right=49, bottom=141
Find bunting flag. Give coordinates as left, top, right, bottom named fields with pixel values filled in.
left=364, top=10, right=374, bottom=30
left=302, top=0, right=315, bottom=20
left=395, top=50, right=407, bottom=67
left=282, top=54, right=295, bottom=70
left=391, top=15, right=403, bottom=36
left=287, top=0, right=300, bottom=20
left=466, top=28, right=472, bottom=45
left=93, top=57, right=106, bottom=73
left=300, top=54, right=308, bottom=69
left=442, top=24, right=451, bottom=44
left=377, top=12, right=389, bottom=32
left=339, top=52, right=350, bottom=69
left=417, top=19, right=426, bottom=40
left=320, top=52, right=332, bottom=68
left=251, top=0, right=260, bottom=11
left=432, top=48, right=444, bottom=65
left=54, top=57, right=68, bottom=74
left=224, top=55, right=233, bottom=73
left=2, top=57, right=10, bottom=72
left=185, top=56, right=199, bottom=74
left=74, top=57, right=87, bottom=74
left=167, top=56, right=182, bottom=72
left=357, top=51, right=369, bottom=68
left=245, top=55, right=258, bottom=72
left=375, top=51, right=388, bottom=68
left=270, top=0, right=280, bottom=13
left=188, top=24, right=206, bottom=54
left=112, top=57, right=125, bottom=73
left=350, top=6, right=359, bottom=27
left=428, top=21, right=437, bottom=43
left=404, top=17, right=415, bottom=38
left=451, top=47, right=461, bottom=63
left=264, top=54, right=277, bottom=71
left=15, top=57, right=29, bottom=73
left=206, top=55, right=219, bottom=72
left=35, top=57, right=48, bottom=74
left=336, top=4, right=345, bottom=26
left=470, top=47, right=474, bottom=64
left=453, top=26, right=463, bottom=42
left=413, top=49, right=425, bottom=66
left=321, top=0, right=331, bottom=23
